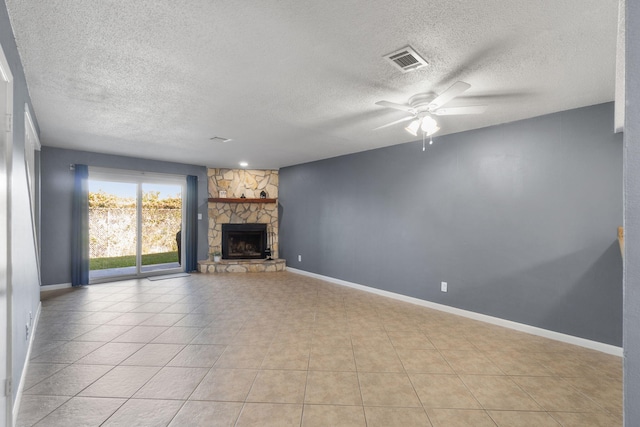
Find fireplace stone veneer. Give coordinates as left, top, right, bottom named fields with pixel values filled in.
left=205, top=168, right=280, bottom=272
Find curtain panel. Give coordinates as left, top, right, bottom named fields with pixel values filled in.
left=71, top=164, right=89, bottom=286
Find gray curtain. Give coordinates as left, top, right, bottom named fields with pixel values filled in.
left=71, top=164, right=89, bottom=286
left=185, top=175, right=198, bottom=272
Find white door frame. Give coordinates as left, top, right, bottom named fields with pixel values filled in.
left=0, top=41, right=14, bottom=427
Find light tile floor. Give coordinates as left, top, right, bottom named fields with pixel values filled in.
left=17, top=272, right=622, bottom=426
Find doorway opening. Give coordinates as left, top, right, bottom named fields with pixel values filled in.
left=88, top=168, right=185, bottom=282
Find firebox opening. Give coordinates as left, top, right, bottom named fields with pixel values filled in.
left=221, top=223, right=267, bottom=260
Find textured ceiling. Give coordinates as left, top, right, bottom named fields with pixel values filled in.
left=6, top=0, right=619, bottom=169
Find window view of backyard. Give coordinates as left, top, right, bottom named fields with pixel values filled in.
left=88, top=179, right=183, bottom=280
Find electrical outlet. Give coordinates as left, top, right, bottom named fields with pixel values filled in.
left=441, top=282, right=448, bottom=292
left=298, top=255, right=302, bottom=262
left=197, top=213, right=202, bottom=220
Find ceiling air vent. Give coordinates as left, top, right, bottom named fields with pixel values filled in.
left=384, top=46, right=428, bottom=73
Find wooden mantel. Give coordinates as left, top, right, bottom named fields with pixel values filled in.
left=208, top=198, right=277, bottom=204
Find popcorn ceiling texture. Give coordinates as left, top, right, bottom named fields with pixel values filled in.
left=207, top=168, right=279, bottom=260
left=4, top=0, right=620, bottom=168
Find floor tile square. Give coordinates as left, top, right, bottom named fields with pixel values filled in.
left=441, top=350, right=504, bottom=375
left=190, top=368, right=258, bottom=401
left=214, top=345, right=269, bottom=369
left=139, top=312, right=186, bottom=326
left=247, top=369, right=307, bottom=404
left=358, top=372, right=421, bottom=407
left=79, top=365, right=160, bottom=398
left=75, top=342, right=144, bottom=365
left=235, top=403, right=302, bottom=427
left=460, top=375, right=542, bottom=411
left=32, top=396, right=125, bottom=427
left=409, top=373, right=481, bottom=409
left=426, top=408, right=496, bottom=427
left=73, top=325, right=133, bottom=342
left=24, top=364, right=112, bottom=396
left=261, top=344, right=310, bottom=370
left=309, top=346, right=356, bottom=371
left=548, top=411, right=622, bottom=426
left=22, top=363, right=69, bottom=390
left=30, top=341, right=104, bottom=364
left=169, top=401, right=243, bottom=427
left=111, top=325, right=168, bottom=343
left=488, top=410, right=561, bottom=426
left=364, top=406, right=432, bottom=427
left=305, top=371, right=362, bottom=405
left=512, top=376, right=604, bottom=412
left=301, top=404, right=366, bottom=427
left=120, top=343, right=184, bottom=366
left=353, top=348, right=404, bottom=373
left=151, top=326, right=203, bottom=344
left=167, top=344, right=226, bottom=367
left=134, top=366, right=208, bottom=399
left=15, top=395, right=70, bottom=427
left=397, top=349, right=454, bottom=374
left=102, top=398, right=183, bottom=427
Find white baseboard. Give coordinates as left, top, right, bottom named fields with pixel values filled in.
left=287, top=268, right=623, bottom=357
left=40, top=283, right=72, bottom=292
left=13, top=301, right=42, bottom=426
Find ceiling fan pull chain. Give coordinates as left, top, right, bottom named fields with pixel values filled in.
left=422, top=132, right=426, bottom=151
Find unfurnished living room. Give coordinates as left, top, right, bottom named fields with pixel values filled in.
left=1, top=0, right=639, bottom=426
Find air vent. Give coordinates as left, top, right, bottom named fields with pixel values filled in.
left=210, top=136, right=233, bottom=143
left=384, top=46, right=428, bottom=73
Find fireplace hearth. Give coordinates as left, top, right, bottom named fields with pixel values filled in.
left=221, top=223, right=267, bottom=260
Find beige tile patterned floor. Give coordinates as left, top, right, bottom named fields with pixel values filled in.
left=17, top=272, right=622, bottom=426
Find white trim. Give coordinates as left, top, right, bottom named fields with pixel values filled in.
left=24, top=104, right=40, bottom=151
left=40, top=283, right=72, bottom=292
left=0, top=41, right=14, bottom=427
left=287, top=268, right=624, bottom=357
left=12, top=302, right=41, bottom=427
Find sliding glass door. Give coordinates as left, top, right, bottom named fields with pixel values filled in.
left=141, top=183, right=183, bottom=272
left=88, top=169, right=185, bottom=282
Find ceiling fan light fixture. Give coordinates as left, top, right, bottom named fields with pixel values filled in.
left=405, top=119, right=421, bottom=136
left=420, top=115, right=440, bottom=136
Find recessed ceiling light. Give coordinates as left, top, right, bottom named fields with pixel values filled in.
left=239, top=161, right=248, bottom=167
left=210, top=136, right=233, bottom=143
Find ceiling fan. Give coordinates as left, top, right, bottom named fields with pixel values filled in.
left=374, top=81, right=487, bottom=136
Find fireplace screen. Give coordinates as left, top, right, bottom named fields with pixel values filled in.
left=221, top=223, right=267, bottom=259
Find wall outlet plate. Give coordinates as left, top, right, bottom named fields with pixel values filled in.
left=441, top=282, right=448, bottom=292
left=298, top=255, right=302, bottom=262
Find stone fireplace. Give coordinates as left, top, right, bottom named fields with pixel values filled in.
left=199, top=168, right=284, bottom=273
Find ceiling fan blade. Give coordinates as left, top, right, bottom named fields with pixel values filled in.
left=433, top=105, right=488, bottom=115
left=373, top=115, right=415, bottom=130
left=375, top=100, right=415, bottom=113
left=429, top=81, right=471, bottom=110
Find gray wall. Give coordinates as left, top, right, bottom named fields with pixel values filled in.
left=40, top=147, right=209, bottom=286
left=280, top=102, right=623, bottom=346
left=1, top=0, right=42, bottom=410
left=624, top=1, right=640, bottom=424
